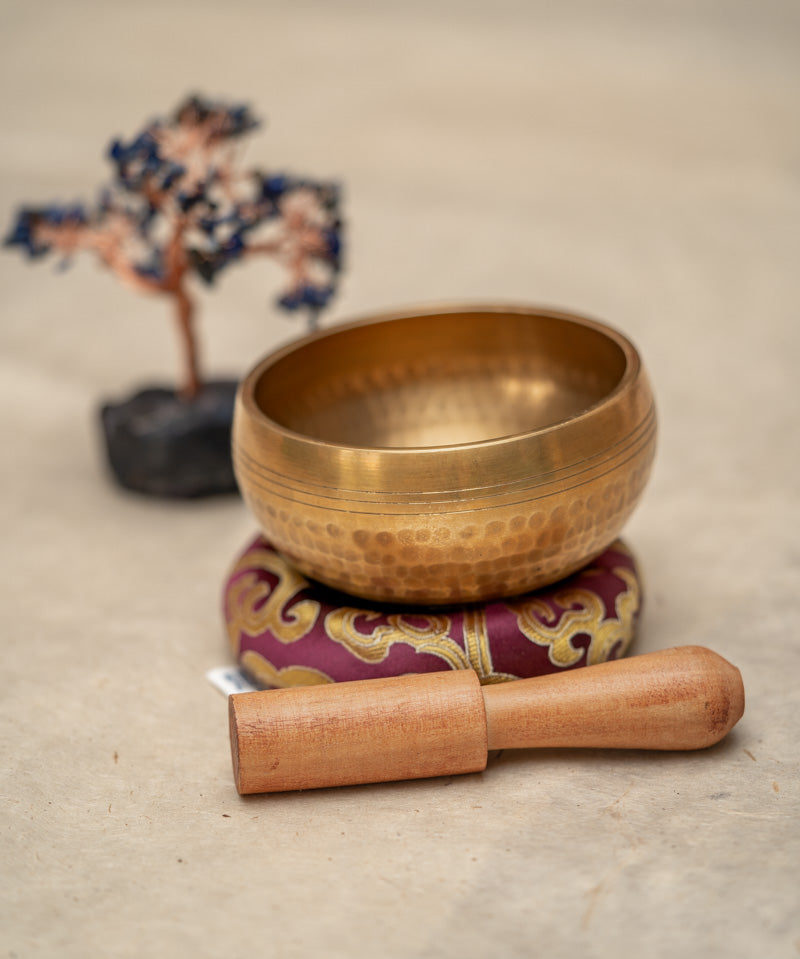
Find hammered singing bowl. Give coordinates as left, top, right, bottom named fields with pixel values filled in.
left=232, top=304, right=656, bottom=605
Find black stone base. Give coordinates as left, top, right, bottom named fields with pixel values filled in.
left=100, top=380, right=240, bottom=498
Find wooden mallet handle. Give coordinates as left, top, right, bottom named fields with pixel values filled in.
left=229, top=646, right=744, bottom=794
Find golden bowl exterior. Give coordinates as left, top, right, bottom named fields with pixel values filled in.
left=233, top=304, right=656, bottom=604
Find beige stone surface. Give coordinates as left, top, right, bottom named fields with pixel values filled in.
left=1, top=1, right=798, bottom=956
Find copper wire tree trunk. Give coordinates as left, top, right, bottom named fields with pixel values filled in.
left=173, top=286, right=201, bottom=401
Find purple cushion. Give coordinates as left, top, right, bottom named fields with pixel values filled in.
left=224, top=536, right=642, bottom=687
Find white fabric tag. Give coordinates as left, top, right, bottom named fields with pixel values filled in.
left=206, top=666, right=260, bottom=696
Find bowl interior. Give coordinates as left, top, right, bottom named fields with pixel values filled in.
left=253, top=310, right=628, bottom=449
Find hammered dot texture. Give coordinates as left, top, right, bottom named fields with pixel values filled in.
left=233, top=305, right=656, bottom=604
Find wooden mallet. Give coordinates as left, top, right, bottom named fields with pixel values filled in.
left=229, top=645, right=744, bottom=794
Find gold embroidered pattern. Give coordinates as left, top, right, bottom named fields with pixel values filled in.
left=240, top=649, right=333, bottom=687
left=226, top=541, right=639, bottom=686
left=225, top=548, right=321, bottom=654
left=323, top=608, right=469, bottom=669
left=462, top=608, right=514, bottom=682
left=506, top=566, right=640, bottom=668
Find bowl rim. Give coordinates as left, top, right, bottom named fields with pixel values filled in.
left=237, top=301, right=644, bottom=456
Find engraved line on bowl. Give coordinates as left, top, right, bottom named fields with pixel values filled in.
left=243, top=385, right=652, bottom=473
left=234, top=410, right=655, bottom=505
left=235, top=427, right=654, bottom=512
left=235, top=433, right=654, bottom=517
left=234, top=404, right=655, bottom=501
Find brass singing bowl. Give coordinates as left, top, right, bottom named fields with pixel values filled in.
left=233, top=304, right=656, bottom=604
